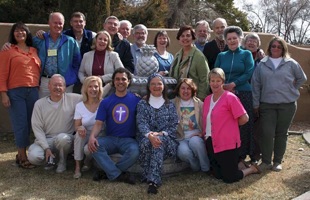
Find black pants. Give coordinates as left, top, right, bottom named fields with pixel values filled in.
left=206, top=137, right=243, bottom=183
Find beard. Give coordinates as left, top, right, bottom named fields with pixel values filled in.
left=197, top=37, right=207, bottom=44
left=216, top=34, right=225, bottom=41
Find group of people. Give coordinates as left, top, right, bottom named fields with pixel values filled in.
left=0, top=11, right=307, bottom=195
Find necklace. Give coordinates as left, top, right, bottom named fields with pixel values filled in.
left=95, top=52, right=105, bottom=69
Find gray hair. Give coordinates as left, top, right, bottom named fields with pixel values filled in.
left=195, top=20, right=211, bottom=32
left=120, top=20, right=132, bottom=29
left=49, top=12, right=65, bottom=23
left=132, top=24, right=148, bottom=35
left=223, top=26, right=244, bottom=40
left=49, top=74, right=66, bottom=86
left=104, top=16, right=119, bottom=25
left=242, top=33, right=261, bottom=47
left=212, top=18, right=227, bottom=28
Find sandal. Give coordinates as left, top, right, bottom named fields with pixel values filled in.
left=147, top=182, right=158, bottom=194
left=16, top=155, right=35, bottom=169
left=251, top=164, right=262, bottom=174
left=19, top=159, right=36, bottom=169
left=241, top=160, right=251, bottom=168
left=15, top=154, right=19, bottom=165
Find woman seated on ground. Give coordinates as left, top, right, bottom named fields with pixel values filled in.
left=203, top=68, right=260, bottom=183
left=153, top=30, right=174, bottom=76
left=173, top=78, right=210, bottom=172
left=73, top=76, right=104, bottom=179
left=136, top=73, right=178, bottom=194
left=78, top=30, right=124, bottom=85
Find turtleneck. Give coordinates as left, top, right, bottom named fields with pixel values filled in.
left=149, top=94, right=165, bottom=109
left=95, top=49, right=106, bottom=55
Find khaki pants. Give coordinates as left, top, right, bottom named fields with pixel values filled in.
left=28, top=133, right=73, bottom=166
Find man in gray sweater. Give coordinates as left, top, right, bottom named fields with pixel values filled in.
left=28, top=74, right=82, bottom=173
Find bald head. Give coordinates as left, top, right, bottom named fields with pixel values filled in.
left=48, top=12, right=65, bottom=37
left=212, top=18, right=227, bottom=41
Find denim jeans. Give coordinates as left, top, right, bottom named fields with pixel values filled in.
left=92, top=136, right=139, bottom=180
left=7, top=87, right=38, bottom=148
left=177, top=136, right=210, bottom=171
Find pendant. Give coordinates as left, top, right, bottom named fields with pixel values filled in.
left=99, top=65, right=102, bottom=69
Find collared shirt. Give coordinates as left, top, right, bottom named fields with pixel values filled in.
left=130, top=43, right=143, bottom=71
left=215, top=37, right=225, bottom=52
left=0, top=45, right=41, bottom=91
left=44, top=35, right=61, bottom=76
left=194, top=41, right=206, bottom=52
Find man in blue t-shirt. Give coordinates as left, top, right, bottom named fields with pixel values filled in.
left=88, top=68, right=140, bottom=184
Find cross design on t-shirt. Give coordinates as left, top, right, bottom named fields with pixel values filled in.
left=116, top=107, right=126, bottom=121
left=112, top=104, right=129, bottom=124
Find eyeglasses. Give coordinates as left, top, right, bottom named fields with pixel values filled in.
left=134, top=32, right=146, bottom=36
left=246, top=39, right=258, bottom=44
left=271, top=45, right=283, bottom=49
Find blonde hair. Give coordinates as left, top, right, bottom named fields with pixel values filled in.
left=91, top=30, right=114, bottom=51
left=81, top=76, right=103, bottom=102
left=208, top=68, right=225, bottom=83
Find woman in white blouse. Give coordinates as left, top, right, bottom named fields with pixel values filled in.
left=73, top=76, right=103, bottom=179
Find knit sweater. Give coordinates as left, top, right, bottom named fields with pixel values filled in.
left=31, top=93, right=82, bottom=150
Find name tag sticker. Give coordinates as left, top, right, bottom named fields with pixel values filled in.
left=48, top=49, right=57, bottom=56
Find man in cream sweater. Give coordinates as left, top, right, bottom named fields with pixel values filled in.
left=28, top=74, right=82, bottom=173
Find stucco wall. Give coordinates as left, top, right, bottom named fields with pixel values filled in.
left=0, top=23, right=309, bottom=133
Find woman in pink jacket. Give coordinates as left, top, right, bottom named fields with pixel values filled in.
left=202, top=68, right=260, bottom=183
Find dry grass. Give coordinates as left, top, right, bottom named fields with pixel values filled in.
left=0, top=122, right=309, bottom=200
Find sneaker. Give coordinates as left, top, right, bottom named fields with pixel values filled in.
left=116, top=172, right=136, bottom=185
left=147, top=182, right=158, bottom=194
left=92, top=169, right=108, bottom=182
left=272, top=163, right=282, bottom=172
left=259, top=162, right=272, bottom=171
left=81, top=165, right=90, bottom=172
left=56, top=163, right=66, bottom=173
left=73, top=172, right=82, bottom=179
left=44, top=163, right=56, bottom=170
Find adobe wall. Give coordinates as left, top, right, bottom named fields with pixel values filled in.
left=0, top=23, right=309, bottom=133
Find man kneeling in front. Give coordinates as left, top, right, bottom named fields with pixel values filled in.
left=28, top=74, right=82, bottom=173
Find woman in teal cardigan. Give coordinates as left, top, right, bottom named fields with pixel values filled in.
left=214, top=26, right=255, bottom=164
left=170, top=25, right=210, bottom=100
